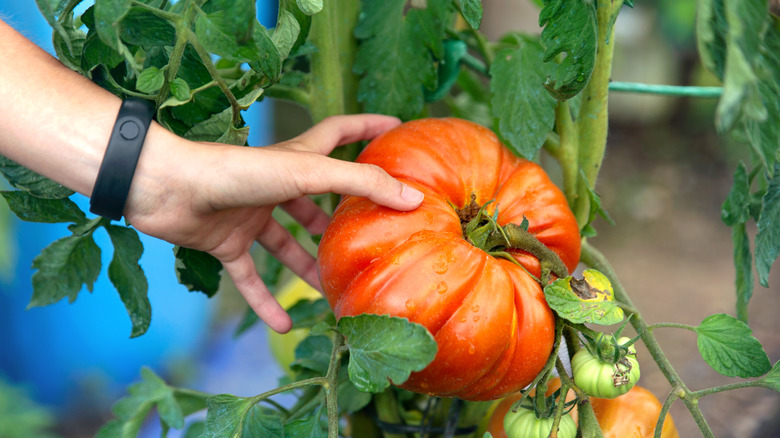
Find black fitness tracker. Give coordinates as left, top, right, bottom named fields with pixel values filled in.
left=89, top=98, right=154, bottom=221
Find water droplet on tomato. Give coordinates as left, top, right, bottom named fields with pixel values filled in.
left=460, top=316, right=467, bottom=323
left=405, top=299, right=416, bottom=311
left=433, top=262, right=448, bottom=274
left=472, top=305, right=480, bottom=313
left=436, top=281, right=448, bottom=294
left=469, top=344, right=476, bottom=354
left=473, top=315, right=480, bottom=322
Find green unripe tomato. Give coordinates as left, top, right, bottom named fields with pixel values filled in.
left=503, top=408, right=577, bottom=438
left=572, top=336, right=640, bottom=399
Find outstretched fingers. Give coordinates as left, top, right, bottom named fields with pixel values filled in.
left=257, top=218, right=322, bottom=292
left=222, top=253, right=293, bottom=334
left=289, top=114, right=401, bottom=155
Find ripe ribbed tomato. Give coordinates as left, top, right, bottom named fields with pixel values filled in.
left=317, top=118, right=580, bottom=401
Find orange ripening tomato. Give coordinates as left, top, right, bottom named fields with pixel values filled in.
left=487, top=379, right=679, bottom=438
left=317, top=118, right=581, bottom=401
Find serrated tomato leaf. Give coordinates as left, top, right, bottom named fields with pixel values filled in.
left=136, top=66, right=165, bottom=94
left=490, top=42, right=557, bottom=159
left=1, top=191, right=85, bottom=224
left=544, top=272, right=623, bottom=326
left=242, top=405, right=284, bottom=438
left=204, top=394, right=255, bottom=438
left=538, top=0, right=597, bottom=100
left=758, top=360, right=780, bottom=393
left=105, top=225, right=150, bottom=338
left=354, top=0, right=451, bottom=119
left=721, top=162, right=751, bottom=226
left=283, top=408, right=327, bottom=438
left=695, top=313, right=771, bottom=378
left=0, top=155, right=74, bottom=199
left=174, top=246, right=222, bottom=297
left=339, top=314, right=437, bottom=393
left=755, top=164, right=780, bottom=288
left=457, top=0, right=483, bottom=30
left=29, top=231, right=101, bottom=307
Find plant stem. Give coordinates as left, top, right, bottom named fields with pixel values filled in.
left=646, top=322, right=697, bottom=333
left=325, top=336, right=347, bottom=437
left=581, top=242, right=716, bottom=438
left=608, top=81, right=723, bottom=98
left=264, top=84, right=312, bottom=107
left=655, top=387, right=683, bottom=438
left=156, top=5, right=194, bottom=108
left=570, top=0, right=623, bottom=228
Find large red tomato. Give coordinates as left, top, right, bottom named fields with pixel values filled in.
left=317, top=118, right=580, bottom=401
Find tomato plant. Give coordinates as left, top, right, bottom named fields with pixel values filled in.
left=2, top=0, right=780, bottom=437
left=318, top=117, right=579, bottom=400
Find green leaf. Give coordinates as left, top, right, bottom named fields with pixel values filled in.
left=0, top=376, right=58, bottom=438
left=278, top=0, right=312, bottom=57
left=732, top=223, right=754, bottom=323
left=201, top=0, right=256, bottom=45
left=283, top=408, right=327, bottom=438
left=696, top=0, right=727, bottom=80
left=0, top=155, right=74, bottom=199
left=242, top=406, right=284, bottom=437
left=204, top=394, right=254, bottom=438
left=695, top=313, right=771, bottom=378
left=288, top=298, right=334, bottom=329
left=336, top=367, right=372, bottom=413
left=53, top=18, right=86, bottom=73
left=105, top=225, right=151, bottom=338
left=544, top=271, right=624, bottom=325
left=339, top=314, right=437, bottom=393
left=716, top=0, right=768, bottom=133
left=1, top=191, right=85, bottom=224
left=174, top=246, right=222, bottom=297
left=490, top=42, right=557, bottom=159
left=247, top=23, right=283, bottom=83
left=721, top=162, right=751, bottom=226
left=136, top=66, right=165, bottom=93
left=755, top=163, right=780, bottom=287
left=291, top=335, right=333, bottom=374
left=81, top=31, right=124, bottom=72
left=758, top=360, right=780, bottom=393
left=457, top=0, right=483, bottom=30
left=184, top=88, right=264, bottom=145
left=195, top=1, right=261, bottom=63
left=538, top=0, right=598, bottom=99
left=120, top=7, right=176, bottom=46
left=29, top=230, right=101, bottom=307
left=94, top=0, right=133, bottom=62
left=170, top=78, right=192, bottom=101
left=272, top=9, right=301, bottom=59
left=296, top=0, right=323, bottom=15
left=100, top=367, right=201, bottom=436
left=35, top=0, right=77, bottom=52
left=354, top=0, right=452, bottom=119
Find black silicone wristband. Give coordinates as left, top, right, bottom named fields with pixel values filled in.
left=89, top=98, right=154, bottom=220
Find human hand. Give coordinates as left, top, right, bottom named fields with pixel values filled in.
left=124, top=114, right=423, bottom=333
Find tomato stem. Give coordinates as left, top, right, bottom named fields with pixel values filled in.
left=581, top=242, right=716, bottom=438
left=461, top=202, right=570, bottom=283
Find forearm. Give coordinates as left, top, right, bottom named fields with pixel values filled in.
left=0, top=19, right=177, bottom=203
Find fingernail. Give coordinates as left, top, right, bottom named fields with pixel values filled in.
left=401, top=184, right=424, bottom=204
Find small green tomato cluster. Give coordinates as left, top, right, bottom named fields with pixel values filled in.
left=572, top=336, right=640, bottom=399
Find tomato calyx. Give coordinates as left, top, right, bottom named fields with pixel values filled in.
left=458, top=195, right=569, bottom=284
